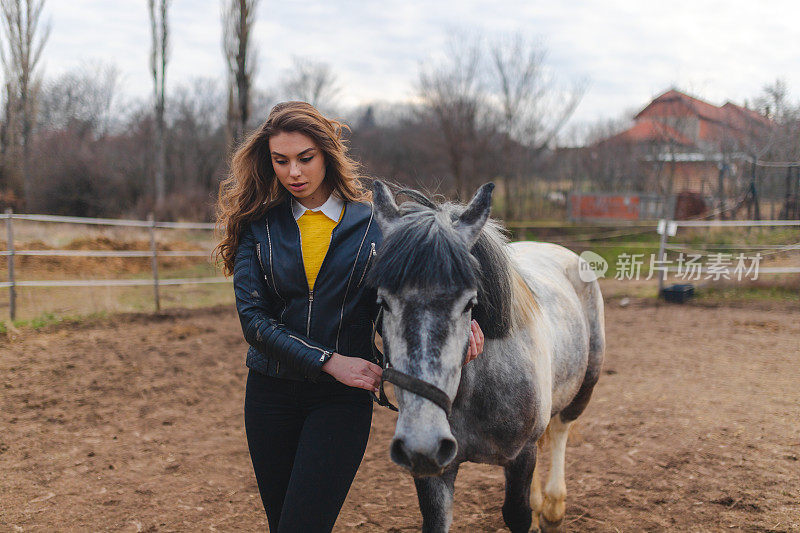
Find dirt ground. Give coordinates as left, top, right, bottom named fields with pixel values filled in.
left=1, top=300, right=798, bottom=532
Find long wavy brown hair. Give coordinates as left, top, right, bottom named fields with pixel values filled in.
left=214, top=101, right=372, bottom=276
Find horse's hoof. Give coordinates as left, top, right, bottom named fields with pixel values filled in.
left=538, top=514, right=564, bottom=533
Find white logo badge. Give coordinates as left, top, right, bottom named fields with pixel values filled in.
left=578, top=251, right=608, bottom=282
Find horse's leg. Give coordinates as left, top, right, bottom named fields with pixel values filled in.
left=414, top=463, right=459, bottom=533
left=502, top=442, right=538, bottom=533
left=540, top=415, right=572, bottom=533
left=532, top=436, right=544, bottom=519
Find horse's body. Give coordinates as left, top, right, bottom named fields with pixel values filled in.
left=451, top=241, right=605, bottom=463
left=369, top=183, right=605, bottom=532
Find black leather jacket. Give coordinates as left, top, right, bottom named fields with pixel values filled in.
left=233, top=197, right=382, bottom=382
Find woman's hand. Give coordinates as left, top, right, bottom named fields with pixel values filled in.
left=322, top=352, right=383, bottom=392
left=464, top=319, right=484, bottom=365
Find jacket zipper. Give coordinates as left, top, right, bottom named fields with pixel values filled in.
left=256, top=242, right=267, bottom=282
left=257, top=241, right=278, bottom=373
left=307, top=290, right=314, bottom=335
left=287, top=333, right=331, bottom=363
left=357, top=242, right=376, bottom=288
left=298, top=203, right=346, bottom=345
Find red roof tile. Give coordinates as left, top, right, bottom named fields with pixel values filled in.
left=721, top=102, right=772, bottom=129
left=635, top=89, right=770, bottom=131
left=602, top=118, right=693, bottom=146
left=600, top=89, right=774, bottom=147
left=635, top=89, right=730, bottom=123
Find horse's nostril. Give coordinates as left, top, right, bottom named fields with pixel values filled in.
left=435, top=437, right=457, bottom=467
left=390, top=438, right=412, bottom=469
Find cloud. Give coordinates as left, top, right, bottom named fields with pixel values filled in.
left=38, top=0, right=800, bottom=127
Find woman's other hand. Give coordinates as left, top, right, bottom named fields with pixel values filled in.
left=322, top=353, right=383, bottom=392
left=465, top=319, right=484, bottom=365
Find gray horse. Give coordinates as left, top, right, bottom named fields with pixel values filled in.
left=367, top=181, right=605, bottom=532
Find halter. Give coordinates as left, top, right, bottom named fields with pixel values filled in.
left=370, top=304, right=453, bottom=417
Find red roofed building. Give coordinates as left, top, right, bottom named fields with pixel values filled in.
left=595, top=89, right=772, bottom=194
left=605, top=118, right=693, bottom=146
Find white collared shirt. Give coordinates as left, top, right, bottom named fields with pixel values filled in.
left=291, top=193, right=344, bottom=222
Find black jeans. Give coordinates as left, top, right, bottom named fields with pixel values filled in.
left=244, top=369, right=373, bottom=532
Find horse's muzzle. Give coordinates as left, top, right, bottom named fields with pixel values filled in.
left=390, top=435, right=457, bottom=476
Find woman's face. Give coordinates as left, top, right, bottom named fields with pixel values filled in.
left=269, top=131, right=330, bottom=209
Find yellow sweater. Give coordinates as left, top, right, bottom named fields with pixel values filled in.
left=296, top=208, right=344, bottom=290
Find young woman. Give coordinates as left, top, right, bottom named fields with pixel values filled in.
left=215, top=101, right=484, bottom=532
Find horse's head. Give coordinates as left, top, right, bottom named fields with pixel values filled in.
left=368, top=180, right=494, bottom=477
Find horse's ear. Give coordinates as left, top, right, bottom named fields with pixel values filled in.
left=372, top=180, right=401, bottom=233
left=454, top=182, right=495, bottom=246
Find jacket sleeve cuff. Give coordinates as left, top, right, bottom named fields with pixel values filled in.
left=248, top=318, right=334, bottom=381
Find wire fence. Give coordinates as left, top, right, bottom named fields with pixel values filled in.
left=510, top=217, right=800, bottom=295
left=653, top=219, right=800, bottom=294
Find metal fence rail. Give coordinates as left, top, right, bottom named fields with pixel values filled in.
left=2, top=209, right=227, bottom=320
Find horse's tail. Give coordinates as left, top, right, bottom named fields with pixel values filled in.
left=560, top=278, right=605, bottom=422
left=583, top=279, right=605, bottom=377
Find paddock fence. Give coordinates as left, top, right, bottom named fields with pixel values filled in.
left=507, top=217, right=800, bottom=296
left=2, top=209, right=227, bottom=321
left=652, top=218, right=800, bottom=293
left=3, top=210, right=799, bottom=321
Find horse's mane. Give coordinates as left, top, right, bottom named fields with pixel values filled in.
left=366, top=189, right=537, bottom=339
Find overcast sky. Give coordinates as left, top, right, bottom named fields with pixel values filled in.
left=42, top=0, right=800, bottom=129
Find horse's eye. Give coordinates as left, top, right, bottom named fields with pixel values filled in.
left=464, top=297, right=477, bottom=314
left=377, top=296, right=392, bottom=314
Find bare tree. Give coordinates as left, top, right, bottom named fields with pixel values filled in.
left=247, top=86, right=277, bottom=128
left=417, top=36, right=491, bottom=200
left=488, top=32, right=585, bottom=217
left=222, top=0, right=259, bottom=144
left=149, top=0, right=169, bottom=211
left=280, top=56, right=340, bottom=113
left=38, top=61, right=120, bottom=136
left=169, top=77, right=226, bottom=193
left=754, top=79, right=797, bottom=159
left=417, top=31, right=585, bottom=206
left=753, top=79, right=800, bottom=218
left=347, top=102, right=450, bottom=188
left=0, top=0, right=50, bottom=208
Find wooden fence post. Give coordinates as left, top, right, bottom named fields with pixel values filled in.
left=5, top=208, right=15, bottom=321
left=148, top=213, right=160, bottom=312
